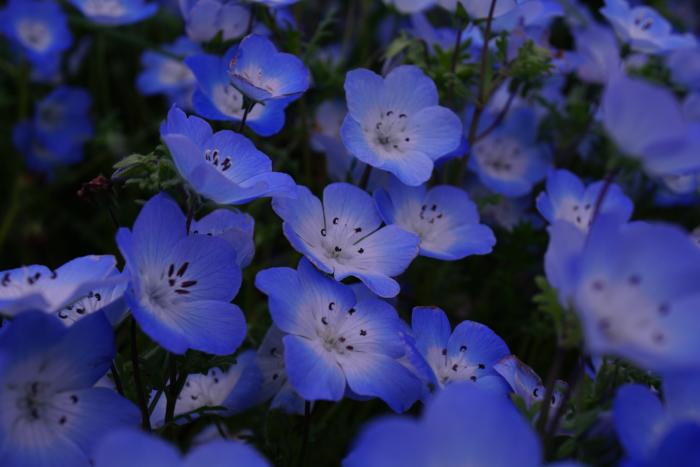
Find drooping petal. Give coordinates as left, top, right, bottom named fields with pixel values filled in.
left=283, top=334, right=345, bottom=401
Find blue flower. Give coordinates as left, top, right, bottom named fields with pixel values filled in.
left=0, top=0, right=72, bottom=76
left=383, top=0, right=435, bottom=14
left=137, top=37, right=202, bottom=109
left=255, top=259, right=422, bottom=411
left=228, top=34, right=311, bottom=103
left=409, top=307, right=510, bottom=396
left=602, top=73, right=700, bottom=176
left=160, top=106, right=296, bottom=204
left=468, top=106, right=551, bottom=197
left=600, top=0, right=696, bottom=54
left=179, top=0, right=251, bottom=43
left=256, top=325, right=306, bottom=414
left=116, top=193, right=246, bottom=355
left=494, top=355, right=567, bottom=414
left=186, top=45, right=289, bottom=136
left=0, top=311, right=140, bottom=466
left=68, top=0, right=158, bottom=26
left=341, top=65, right=462, bottom=186
left=343, top=383, right=542, bottom=467
left=571, top=22, right=621, bottom=84
left=536, top=168, right=634, bottom=232
left=667, top=47, right=700, bottom=91
left=375, top=177, right=496, bottom=260
left=13, top=86, right=94, bottom=175
left=94, top=429, right=270, bottom=467
left=192, top=209, right=256, bottom=268
left=0, top=255, right=121, bottom=317
left=547, top=216, right=700, bottom=372
left=248, top=0, right=298, bottom=6
left=150, top=351, right=261, bottom=427
left=272, top=183, right=420, bottom=298
left=614, top=372, right=700, bottom=465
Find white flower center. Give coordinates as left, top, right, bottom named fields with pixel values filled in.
left=17, top=19, right=52, bottom=52
left=159, top=60, right=194, bottom=86
left=83, top=0, right=127, bottom=17
left=474, top=136, right=528, bottom=179
left=204, top=148, right=233, bottom=173
left=141, top=262, right=197, bottom=313
left=365, top=110, right=412, bottom=155
left=581, top=273, right=669, bottom=348
left=318, top=215, right=369, bottom=266
left=427, top=346, right=485, bottom=388
left=557, top=198, right=594, bottom=231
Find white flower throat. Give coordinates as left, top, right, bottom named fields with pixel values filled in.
left=17, top=19, right=52, bottom=52
left=366, top=110, right=413, bottom=154
left=83, top=0, right=127, bottom=17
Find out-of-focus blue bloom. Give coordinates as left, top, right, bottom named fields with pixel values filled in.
left=179, top=0, right=250, bottom=43
left=614, top=373, right=700, bottom=466
left=683, top=92, right=700, bottom=122
left=409, top=13, right=483, bottom=58
left=255, top=259, right=422, bottom=411
left=667, top=47, right=700, bottom=91
left=137, top=37, right=201, bottom=109
left=256, top=325, right=306, bottom=414
left=68, top=0, right=158, bottom=26
left=600, top=0, right=697, bottom=54
left=409, top=307, right=510, bottom=397
left=341, top=65, right=462, bottom=186
left=384, top=0, right=435, bottom=14
left=272, top=183, right=419, bottom=298
left=116, top=193, right=246, bottom=355
left=572, top=22, right=621, bottom=84
left=0, top=255, right=120, bottom=317
left=654, top=172, right=700, bottom=207
left=546, top=216, right=700, bottom=372
left=0, top=0, right=72, bottom=76
left=468, top=106, right=551, bottom=197
left=228, top=35, right=310, bottom=103
left=343, top=383, right=542, bottom=467
left=192, top=209, right=255, bottom=268
left=160, top=106, right=296, bottom=204
left=186, top=45, right=288, bottom=136
left=0, top=311, right=140, bottom=466
left=491, top=0, right=563, bottom=33
left=494, top=355, right=567, bottom=412
left=536, top=168, right=633, bottom=232
left=94, top=429, right=270, bottom=467
left=13, top=86, right=94, bottom=175
left=375, top=177, right=496, bottom=260
left=150, top=351, right=261, bottom=427
left=602, top=73, right=700, bottom=176
left=249, top=0, right=298, bottom=6
left=311, top=100, right=365, bottom=183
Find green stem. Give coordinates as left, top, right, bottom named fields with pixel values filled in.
left=164, top=355, right=178, bottom=426
left=296, top=401, right=312, bottom=467
left=130, top=317, right=152, bottom=431
left=238, top=100, right=255, bottom=132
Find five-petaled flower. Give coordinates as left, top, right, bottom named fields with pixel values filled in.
left=256, top=259, right=422, bottom=412
left=340, top=65, right=463, bottom=186
left=272, top=182, right=420, bottom=298
left=116, top=193, right=246, bottom=355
